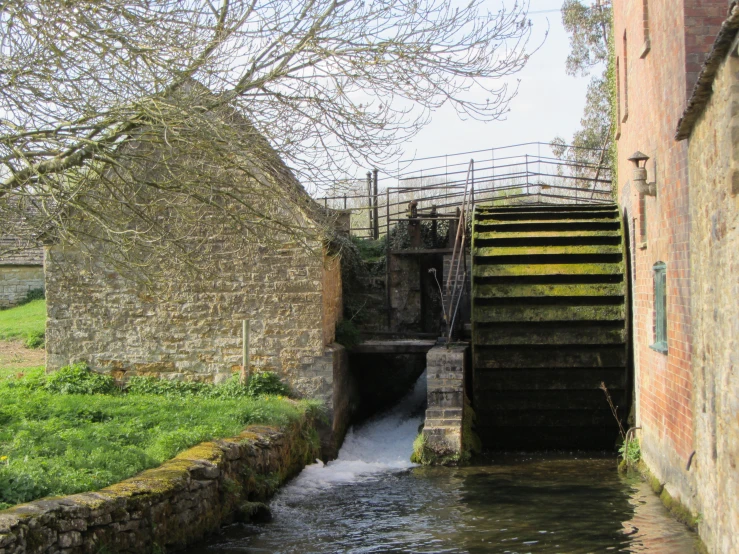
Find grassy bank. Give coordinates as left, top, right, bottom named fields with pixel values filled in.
left=0, top=299, right=45, bottom=342
left=0, top=366, right=320, bottom=510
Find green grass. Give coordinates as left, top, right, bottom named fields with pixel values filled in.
left=0, top=367, right=320, bottom=510
left=0, top=299, right=45, bottom=340
left=0, top=365, right=44, bottom=381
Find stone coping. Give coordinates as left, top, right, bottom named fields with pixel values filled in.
left=0, top=418, right=319, bottom=554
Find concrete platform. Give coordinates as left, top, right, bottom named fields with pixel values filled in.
left=352, top=339, right=437, bottom=354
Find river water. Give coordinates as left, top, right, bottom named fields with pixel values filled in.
left=193, top=375, right=699, bottom=553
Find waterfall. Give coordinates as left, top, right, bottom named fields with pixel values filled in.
left=278, top=372, right=427, bottom=496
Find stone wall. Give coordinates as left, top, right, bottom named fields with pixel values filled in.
left=388, top=254, right=421, bottom=331
left=685, top=43, right=739, bottom=554
left=612, top=0, right=725, bottom=518
left=45, top=241, right=340, bottom=407
left=419, top=344, right=470, bottom=464
left=388, top=252, right=444, bottom=334
left=0, top=418, right=319, bottom=554
left=0, top=266, right=44, bottom=309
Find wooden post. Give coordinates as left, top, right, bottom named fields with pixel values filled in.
left=366, top=171, right=373, bottom=238
left=373, top=168, right=380, bottom=240
left=241, top=319, right=250, bottom=384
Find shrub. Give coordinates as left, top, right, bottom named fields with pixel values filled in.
left=246, top=371, right=290, bottom=397
left=126, top=373, right=290, bottom=399
left=44, top=363, right=118, bottom=395
left=21, top=288, right=45, bottom=304
left=125, top=376, right=212, bottom=398
left=24, top=331, right=44, bottom=349
left=335, top=319, right=361, bottom=349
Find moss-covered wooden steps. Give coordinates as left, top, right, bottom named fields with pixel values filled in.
left=471, top=203, right=627, bottom=450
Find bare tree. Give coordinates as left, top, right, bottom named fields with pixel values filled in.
left=1, top=0, right=535, bottom=273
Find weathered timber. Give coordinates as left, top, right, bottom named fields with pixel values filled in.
left=472, top=304, right=625, bottom=322
left=472, top=345, right=627, bottom=368
left=473, top=263, right=623, bottom=277
left=474, top=283, right=625, bottom=298
left=471, top=203, right=627, bottom=450
left=478, top=389, right=627, bottom=410
left=474, top=323, right=626, bottom=345
left=474, top=244, right=623, bottom=257
left=474, top=211, right=619, bottom=222
left=475, top=229, right=622, bottom=240
left=473, top=368, right=626, bottom=391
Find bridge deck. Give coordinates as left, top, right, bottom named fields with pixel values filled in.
left=352, top=339, right=437, bottom=354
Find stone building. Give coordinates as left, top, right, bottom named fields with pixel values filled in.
left=675, top=6, right=739, bottom=551
left=612, top=0, right=738, bottom=551
left=44, top=105, right=352, bottom=457
left=0, top=237, right=44, bottom=309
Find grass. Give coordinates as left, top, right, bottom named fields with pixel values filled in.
left=0, top=299, right=45, bottom=341
left=0, top=366, right=320, bottom=510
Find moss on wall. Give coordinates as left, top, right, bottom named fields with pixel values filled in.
left=0, top=416, right=320, bottom=553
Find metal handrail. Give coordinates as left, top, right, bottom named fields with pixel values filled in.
left=444, top=159, right=474, bottom=343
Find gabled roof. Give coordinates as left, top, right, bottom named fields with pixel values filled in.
left=676, top=4, right=739, bottom=140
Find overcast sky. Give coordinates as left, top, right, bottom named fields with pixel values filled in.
left=397, top=0, right=590, bottom=163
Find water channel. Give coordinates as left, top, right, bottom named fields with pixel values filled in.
left=191, top=376, right=699, bottom=553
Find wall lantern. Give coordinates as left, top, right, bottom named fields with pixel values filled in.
left=628, top=151, right=656, bottom=196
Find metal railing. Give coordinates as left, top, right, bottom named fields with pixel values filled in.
left=444, top=159, right=474, bottom=343
left=316, top=142, right=612, bottom=239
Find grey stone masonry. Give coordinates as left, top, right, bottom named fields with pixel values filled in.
left=423, top=344, right=469, bottom=460
left=0, top=266, right=44, bottom=309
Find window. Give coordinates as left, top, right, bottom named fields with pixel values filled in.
left=641, top=0, right=651, bottom=58
left=651, top=262, right=667, bottom=353
left=622, top=31, right=629, bottom=122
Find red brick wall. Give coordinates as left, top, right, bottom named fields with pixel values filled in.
left=684, top=1, right=731, bottom=97
left=613, top=0, right=725, bottom=489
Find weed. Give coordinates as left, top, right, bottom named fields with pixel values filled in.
left=335, top=319, right=361, bottom=349
left=246, top=371, right=290, bottom=397
left=618, top=437, right=641, bottom=472
left=44, top=363, right=118, bottom=395
left=24, top=331, right=44, bottom=349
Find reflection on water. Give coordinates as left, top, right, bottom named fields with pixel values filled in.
left=189, top=376, right=697, bottom=553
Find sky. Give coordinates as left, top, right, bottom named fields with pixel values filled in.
left=397, top=0, right=591, bottom=163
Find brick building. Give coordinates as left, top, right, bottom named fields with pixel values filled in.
left=613, top=0, right=738, bottom=550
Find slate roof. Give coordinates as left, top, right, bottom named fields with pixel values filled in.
left=676, top=4, right=739, bottom=140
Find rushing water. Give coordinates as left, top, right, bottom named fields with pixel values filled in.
left=192, top=375, right=698, bottom=553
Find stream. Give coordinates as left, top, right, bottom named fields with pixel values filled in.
left=190, top=375, right=699, bottom=553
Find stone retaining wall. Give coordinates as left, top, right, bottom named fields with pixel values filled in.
left=0, top=266, right=44, bottom=309
left=0, top=416, right=319, bottom=554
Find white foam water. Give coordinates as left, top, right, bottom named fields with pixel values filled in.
left=278, top=371, right=427, bottom=497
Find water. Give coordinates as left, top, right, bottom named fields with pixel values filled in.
left=192, top=375, right=698, bottom=553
